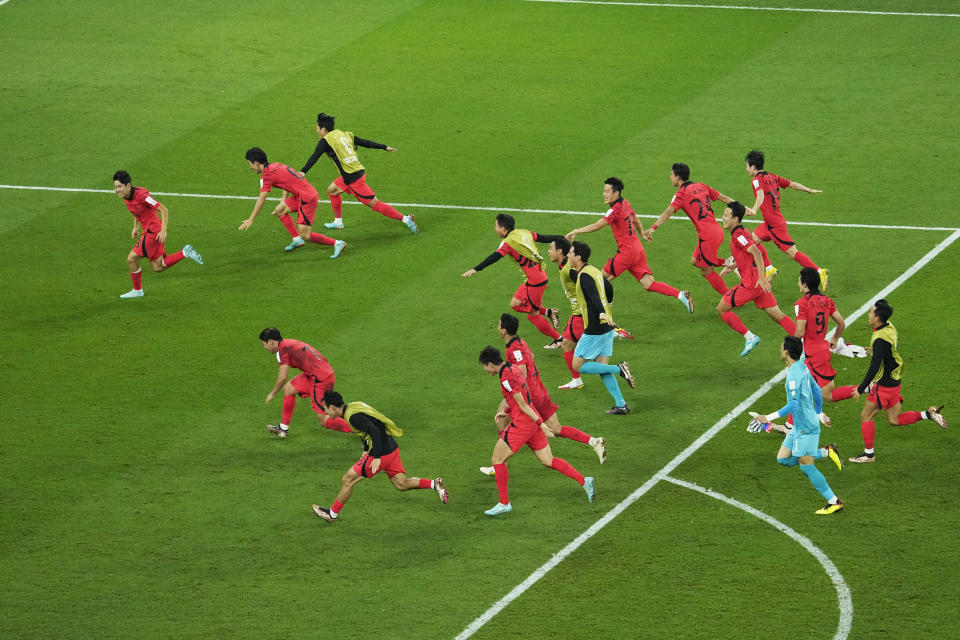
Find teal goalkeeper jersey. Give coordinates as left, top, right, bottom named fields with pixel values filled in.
left=777, top=360, right=822, bottom=435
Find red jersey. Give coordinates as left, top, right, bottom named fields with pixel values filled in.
left=496, top=240, right=548, bottom=285
left=750, top=171, right=791, bottom=226
left=795, top=292, right=837, bottom=358
left=603, top=199, right=644, bottom=254
left=504, top=336, right=550, bottom=405
left=670, top=182, right=723, bottom=238
left=276, top=339, right=334, bottom=380
left=730, top=225, right=761, bottom=288
left=260, top=163, right=319, bottom=201
left=497, top=363, right=540, bottom=424
left=123, top=187, right=163, bottom=233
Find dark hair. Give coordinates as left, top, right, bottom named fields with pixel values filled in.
left=479, top=345, right=504, bottom=365
left=113, top=170, right=132, bottom=185
left=571, top=240, right=591, bottom=263
left=745, top=149, right=765, bottom=170
left=323, top=389, right=345, bottom=408
left=259, top=327, right=282, bottom=342
left=783, top=335, right=804, bottom=360
left=671, top=163, right=690, bottom=181
left=799, top=267, right=821, bottom=293
left=551, top=236, right=571, bottom=255
left=727, top=201, right=746, bottom=221
left=316, top=112, right=335, bottom=130
left=495, top=213, right=515, bottom=231
left=246, top=147, right=268, bottom=164
left=499, top=313, right=520, bottom=336
left=873, top=299, right=894, bottom=322
left=604, top=176, right=624, bottom=194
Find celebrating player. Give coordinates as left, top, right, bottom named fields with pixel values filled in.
left=300, top=112, right=418, bottom=234
left=113, top=170, right=203, bottom=299
left=312, top=391, right=448, bottom=523
left=847, top=299, right=947, bottom=463
left=645, top=163, right=734, bottom=295
left=753, top=336, right=845, bottom=515
left=716, top=202, right=797, bottom=356
left=478, top=346, right=595, bottom=516
left=544, top=236, right=587, bottom=386
left=239, top=148, right=346, bottom=258
left=461, top=214, right=563, bottom=343
left=566, top=177, right=693, bottom=314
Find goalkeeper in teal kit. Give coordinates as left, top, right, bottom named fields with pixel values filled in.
left=754, top=336, right=845, bottom=515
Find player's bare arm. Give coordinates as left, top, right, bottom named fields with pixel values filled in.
left=829, top=310, right=846, bottom=349
left=748, top=245, right=772, bottom=292
left=788, top=181, right=822, bottom=194
left=131, top=220, right=141, bottom=239
left=794, top=319, right=806, bottom=339
left=239, top=191, right=270, bottom=231
left=747, top=190, right=763, bottom=216
left=566, top=218, right=608, bottom=241
left=645, top=205, right=677, bottom=241
left=156, top=203, right=170, bottom=245
left=265, top=363, right=290, bottom=406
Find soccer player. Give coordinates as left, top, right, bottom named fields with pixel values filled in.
left=461, top=214, right=563, bottom=343
left=258, top=327, right=350, bottom=439
left=239, top=148, right=346, bottom=258
left=478, top=346, right=595, bottom=516
left=544, top=236, right=587, bottom=387
left=744, top=150, right=827, bottom=286
left=300, top=112, right=418, bottom=234
left=312, top=391, right=448, bottom=523
left=847, top=299, right=947, bottom=463
left=753, top=336, right=845, bottom=515
left=566, top=177, right=693, bottom=314
left=113, top=170, right=203, bottom=299
left=567, top=241, right=635, bottom=415
left=645, top=163, right=734, bottom=295
left=716, top=202, right=797, bottom=357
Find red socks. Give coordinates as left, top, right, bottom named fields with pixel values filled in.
left=721, top=310, right=748, bottom=336
left=778, top=316, right=797, bottom=334
left=831, top=386, right=856, bottom=402
left=550, top=457, right=585, bottom=485
left=329, top=193, right=343, bottom=218
left=418, top=478, right=433, bottom=489
left=331, top=500, right=345, bottom=515
left=563, top=350, right=578, bottom=376
left=861, top=421, right=875, bottom=449
left=280, top=214, right=298, bottom=237
left=898, top=411, right=922, bottom=425
left=558, top=426, right=591, bottom=443
left=309, top=233, right=336, bottom=246
left=372, top=200, right=403, bottom=221
left=793, top=251, right=818, bottom=269
left=528, top=312, right=561, bottom=340
left=494, top=463, right=509, bottom=504
left=130, top=269, right=143, bottom=290
left=647, top=281, right=680, bottom=297
left=282, top=394, right=297, bottom=425
left=162, top=251, right=185, bottom=268
left=704, top=271, right=729, bottom=295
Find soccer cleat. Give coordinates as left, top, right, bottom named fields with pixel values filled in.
left=484, top=502, right=512, bottom=516
left=584, top=476, right=596, bottom=503
left=324, top=219, right=344, bottom=229
left=590, top=437, right=607, bottom=464
left=605, top=405, right=630, bottom=415
left=312, top=504, right=336, bottom=522
left=826, top=442, right=843, bottom=471
left=284, top=236, right=305, bottom=252
left=404, top=214, right=419, bottom=235
left=182, top=244, right=204, bottom=264
left=120, top=289, right=144, bottom=299
left=434, top=477, right=449, bottom=503
left=740, top=335, right=761, bottom=357
left=765, top=265, right=779, bottom=281
left=617, top=361, right=636, bottom=388
left=819, top=268, right=829, bottom=291
left=848, top=452, right=875, bottom=464
left=815, top=499, right=844, bottom=515
left=679, top=290, right=694, bottom=314
left=266, top=424, right=287, bottom=439
left=543, top=337, right=563, bottom=350
left=928, top=405, right=947, bottom=429
left=330, top=239, right=347, bottom=259
left=546, top=307, right=560, bottom=331
left=614, top=326, right=635, bottom=340
left=479, top=466, right=495, bottom=476
left=559, top=378, right=584, bottom=390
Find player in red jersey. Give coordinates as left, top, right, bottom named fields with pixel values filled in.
left=462, top=214, right=563, bottom=343
left=300, top=112, right=418, bottom=234
left=478, top=346, right=596, bottom=516
left=567, top=177, right=693, bottom=314
left=257, top=327, right=351, bottom=439
left=744, top=150, right=827, bottom=287
left=112, top=170, right=203, bottom=299
left=239, top=148, right=346, bottom=258
left=645, top=163, right=734, bottom=295
left=716, top=202, right=797, bottom=356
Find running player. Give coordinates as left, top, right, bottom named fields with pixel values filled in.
left=645, top=163, right=734, bottom=295
left=744, top=150, right=827, bottom=286
left=753, top=336, right=845, bottom=515
left=478, top=346, right=595, bottom=516
left=544, top=236, right=587, bottom=386
left=301, top=112, right=418, bottom=234
left=566, top=177, right=693, bottom=314
left=113, top=170, right=203, bottom=299
left=312, top=391, right=448, bottom=523
left=239, top=148, right=346, bottom=258
left=461, top=214, right=563, bottom=343
left=847, top=299, right=947, bottom=463
left=716, top=202, right=797, bottom=357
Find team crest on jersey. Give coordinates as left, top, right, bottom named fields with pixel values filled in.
left=789, top=380, right=797, bottom=390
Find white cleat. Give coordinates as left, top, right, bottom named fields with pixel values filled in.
left=182, top=244, right=204, bottom=264
left=832, top=337, right=868, bottom=358
left=434, top=477, right=449, bottom=503
left=479, top=466, right=496, bottom=476
left=558, top=378, right=584, bottom=390
left=120, top=289, right=144, bottom=299
left=590, top=437, right=607, bottom=464
left=324, top=219, right=344, bottom=229
left=330, top=239, right=347, bottom=259
left=484, top=502, right=512, bottom=516
left=284, top=236, right=305, bottom=252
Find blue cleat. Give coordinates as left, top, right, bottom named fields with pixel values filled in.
left=678, top=290, right=694, bottom=314
left=330, top=239, right=347, bottom=259
left=584, top=477, right=596, bottom=503
left=740, top=335, right=761, bottom=357
left=404, top=214, right=419, bottom=235
left=323, top=219, right=344, bottom=229
left=484, top=502, right=512, bottom=516
left=284, top=236, right=305, bottom=252
left=182, top=244, right=204, bottom=264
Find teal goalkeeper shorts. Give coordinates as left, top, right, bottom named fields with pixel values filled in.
left=782, top=431, right=820, bottom=458
left=574, top=330, right=615, bottom=360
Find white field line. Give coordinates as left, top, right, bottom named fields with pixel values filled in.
left=522, top=0, right=960, bottom=18
left=0, top=0, right=13, bottom=6
left=661, top=475, right=853, bottom=640
left=454, top=228, right=960, bottom=640
left=1, top=184, right=957, bottom=232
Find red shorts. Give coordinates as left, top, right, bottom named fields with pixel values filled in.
left=605, top=248, right=651, bottom=282
left=804, top=353, right=837, bottom=387
left=693, top=226, right=724, bottom=268
left=132, top=231, right=165, bottom=261
left=563, top=314, right=584, bottom=342
left=531, top=390, right=559, bottom=422
left=353, top=448, right=405, bottom=478
left=500, top=418, right=548, bottom=453
left=283, top=195, right=319, bottom=226
left=290, top=372, right=336, bottom=414
left=867, top=383, right=904, bottom=410
left=754, top=221, right=795, bottom=251
left=335, top=174, right=376, bottom=203
left=723, top=283, right=778, bottom=309
left=512, top=280, right=547, bottom=313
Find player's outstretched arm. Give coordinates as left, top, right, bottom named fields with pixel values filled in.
left=566, top=218, right=608, bottom=241
left=265, top=363, right=290, bottom=406
left=788, top=181, right=822, bottom=194
left=645, top=205, right=676, bottom=240
left=240, top=191, right=270, bottom=230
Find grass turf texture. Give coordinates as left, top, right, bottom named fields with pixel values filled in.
left=1, top=1, right=958, bottom=638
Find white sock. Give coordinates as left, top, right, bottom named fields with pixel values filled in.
left=829, top=496, right=839, bottom=505
left=430, top=480, right=436, bottom=489
left=402, top=215, right=411, bottom=223
left=280, top=424, right=289, bottom=431
left=745, top=331, right=757, bottom=341
left=329, top=508, right=338, bottom=519
left=864, top=448, right=874, bottom=455
left=922, top=410, right=930, bottom=420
